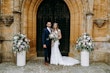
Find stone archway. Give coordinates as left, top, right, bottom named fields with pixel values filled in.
left=21, top=0, right=84, bottom=59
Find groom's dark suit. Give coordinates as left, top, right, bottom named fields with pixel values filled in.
left=42, top=28, right=51, bottom=63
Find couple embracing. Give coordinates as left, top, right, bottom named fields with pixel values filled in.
left=42, top=22, right=79, bottom=66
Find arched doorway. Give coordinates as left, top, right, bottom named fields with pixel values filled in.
left=37, top=0, right=70, bottom=57
left=22, top=0, right=83, bottom=59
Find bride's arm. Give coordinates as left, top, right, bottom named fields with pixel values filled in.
left=58, top=29, right=62, bottom=39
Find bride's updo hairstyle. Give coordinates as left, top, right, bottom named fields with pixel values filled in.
left=53, top=22, right=59, bottom=30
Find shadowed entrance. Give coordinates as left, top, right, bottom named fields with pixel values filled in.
left=37, top=0, right=70, bottom=57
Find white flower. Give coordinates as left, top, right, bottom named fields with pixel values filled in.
left=21, top=45, right=24, bottom=48
left=49, top=33, right=54, bottom=39
left=13, top=36, right=19, bottom=40
left=24, top=38, right=27, bottom=41
left=87, top=37, right=91, bottom=40
left=88, top=42, right=92, bottom=46
left=78, top=42, right=81, bottom=45
left=83, top=35, right=86, bottom=39
left=21, top=34, right=26, bottom=37
left=17, top=42, right=21, bottom=46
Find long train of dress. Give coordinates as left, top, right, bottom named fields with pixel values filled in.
left=50, top=40, right=80, bottom=66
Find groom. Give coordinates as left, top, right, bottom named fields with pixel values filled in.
left=42, top=22, right=52, bottom=65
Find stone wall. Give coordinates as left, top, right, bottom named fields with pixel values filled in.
left=0, top=0, right=110, bottom=63
left=91, top=42, right=110, bottom=62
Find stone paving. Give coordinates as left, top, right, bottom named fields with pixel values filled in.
left=0, top=59, right=110, bottom=73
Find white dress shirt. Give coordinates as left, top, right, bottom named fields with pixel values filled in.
left=47, top=27, right=51, bottom=33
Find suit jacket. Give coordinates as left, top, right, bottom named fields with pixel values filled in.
left=42, top=28, right=51, bottom=47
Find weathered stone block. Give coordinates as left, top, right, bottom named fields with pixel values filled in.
left=2, top=41, right=14, bottom=62
left=105, top=52, right=110, bottom=65
left=90, top=42, right=110, bottom=62
left=91, top=50, right=107, bottom=62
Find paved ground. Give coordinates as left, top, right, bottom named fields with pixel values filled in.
left=0, top=59, right=110, bottom=73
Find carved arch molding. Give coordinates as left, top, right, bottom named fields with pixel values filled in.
left=21, top=0, right=84, bottom=58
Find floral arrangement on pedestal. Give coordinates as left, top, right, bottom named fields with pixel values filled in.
left=75, top=33, right=94, bottom=66
left=12, top=33, right=30, bottom=53
left=12, top=33, right=30, bottom=66
left=75, top=33, right=94, bottom=52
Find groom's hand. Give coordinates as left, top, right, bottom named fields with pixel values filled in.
left=43, top=44, right=47, bottom=48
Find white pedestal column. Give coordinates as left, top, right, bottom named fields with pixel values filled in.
left=81, top=50, right=89, bottom=66
left=17, top=51, right=26, bottom=66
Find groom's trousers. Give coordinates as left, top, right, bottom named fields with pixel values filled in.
left=44, top=45, right=51, bottom=63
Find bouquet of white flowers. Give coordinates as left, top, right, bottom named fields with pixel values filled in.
left=49, top=32, right=58, bottom=42
left=76, top=33, right=94, bottom=52
left=12, top=33, right=30, bottom=53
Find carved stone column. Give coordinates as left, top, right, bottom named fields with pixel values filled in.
left=0, top=43, right=2, bottom=63
left=86, top=0, right=94, bottom=36
left=13, top=0, right=21, bottom=33
left=0, top=0, right=2, bottom=61
left=86, top=12, right=94, bottom=36
left=108, top=0, right=110, bottom=36
left=0, top=37, right=3, bottom=63
left=87, top=0, right=94, bottom=12
left=0, top=25, right=3, bottom=63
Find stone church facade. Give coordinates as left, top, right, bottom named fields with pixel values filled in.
left=0, top=0, right=110, bottom=64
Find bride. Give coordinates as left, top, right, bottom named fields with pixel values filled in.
left=50, top=23, right=80, bottom=66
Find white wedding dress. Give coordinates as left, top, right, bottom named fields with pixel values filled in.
left=50, top=30, right=79, bottom=66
